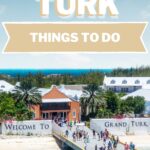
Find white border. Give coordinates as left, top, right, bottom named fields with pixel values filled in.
left=2, top=22, right=148, bottom=54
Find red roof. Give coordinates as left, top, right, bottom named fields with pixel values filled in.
left=42, top=86, right=69, bottom=99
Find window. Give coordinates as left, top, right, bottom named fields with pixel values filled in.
left=121, top=88, right=128, bottom=92
left=135, top=80, right=140, bottom=84
left=1, top=85, right=5, bottom=88
left=42, top=113, right=49, bottom=119
left=122, top=80, right=127, bottom=84
left=32, top=112, right=35, bottom=119
left=147, top=80, right=150, bottom=84
left=72, top=110, right=76, bottom=118
left=110, top=80, right=116, bottom=84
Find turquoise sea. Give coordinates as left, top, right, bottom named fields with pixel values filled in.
left=0, top=69, right=112, bottom=77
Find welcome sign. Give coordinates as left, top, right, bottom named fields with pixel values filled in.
left=2, top=120, right=52, bottom=135
left=90, top=118, right=150, bottom=135
left=2, top=0, right=147, bottom=53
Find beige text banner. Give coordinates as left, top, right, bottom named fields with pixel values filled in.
left=3, top=23, right=147, bottom=52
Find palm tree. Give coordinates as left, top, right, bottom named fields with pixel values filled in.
left=80, top=96, right=88, bottom=116
left=80, top=84, right=105, bottom=115
left=13, top=80, right=42, bottom=108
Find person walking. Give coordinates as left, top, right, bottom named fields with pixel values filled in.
left=124, top=142, right=129, bottom=150
left=65, top=130, right=69, bottom=138
left=108, top=140, right=113, bottom=150
left=116, top=136, right=119, bottom=144
left=98, top=133, right=100, bottom=141
left=95, top=144, right=98, bottom=150
left=129, top=142, right=135, bottom=150
left=113, top=139, right=117, bottom=150
left=93, top=130, right=96, bottom=139
left=100, top=130, right=103, bottom=139
left=72, top=132, right=76, bottom=142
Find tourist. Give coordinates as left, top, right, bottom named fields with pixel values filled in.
left=124, top=142, right=129, bottom=150
left=74, top=120, right=76, bottom=125
left=79, top=131, right=82, bottom=141
left=105, top=129, right=109, bottom=139
left=87, top=133, right=90, bottom=143
left=72, top=132, right=76, bottom=142
left=108, top=140, right=113, bottom=150
left=100, top=130, right=103, bottom=139
left=83, top=134, right=87, bottom=144
left=93, top=130, right=96, bottom=139
left=99, top=147, right=103, bottom=150
left=98, top=133, right=100, bottom=141
left=69, top=121, right=72, bottom=130
left=95, top=144, right=98, bottom=150
left=65, top=130, right=69, bottom=138
left=113, top=139, right=117, bottom=150
left=129, top=142, right=135, bottom=150
left=116, top=136, right=119, bottom=144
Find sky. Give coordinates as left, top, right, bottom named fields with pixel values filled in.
left=0, top=0, right=150, bottom=69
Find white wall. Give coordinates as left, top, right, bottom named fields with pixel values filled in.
left=2, top=120, right=52, bottom=135
left=90, top=118, right=150, bottom=136
left=0, top=123, right=2, bottom=134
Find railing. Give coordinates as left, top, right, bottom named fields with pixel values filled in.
left=52, top=121, right=84, bottom=150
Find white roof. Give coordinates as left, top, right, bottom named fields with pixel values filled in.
left=38, top=88, right=51, bottom=96
left=104, top=76, right=150, bottom=86
left=122, top=89, right=150, bottom=101
left=42, top=98, right=71, bottom=103
left=0, top=80, right=14, bottom=92
left=59, top=86, right=83, bottom=100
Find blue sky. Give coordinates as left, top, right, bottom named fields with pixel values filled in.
left=0, top=0, right=150, bottom=69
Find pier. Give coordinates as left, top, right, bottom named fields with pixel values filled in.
left=52, top=122, right=124, bottom=150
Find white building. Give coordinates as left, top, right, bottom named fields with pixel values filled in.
left=103, top=76, right=150, bottom=93
left=122, top=89, right=150, bottom=115
left=0, top=80, right=15, bottom=93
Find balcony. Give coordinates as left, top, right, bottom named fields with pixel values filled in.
left=41, top=102, right=70, bottom=111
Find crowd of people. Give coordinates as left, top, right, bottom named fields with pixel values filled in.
left=54, top=118, right=136, bottom=150
left=92, top=129, right=119, bottom=150
left=65, top=125, right=136, bottom=150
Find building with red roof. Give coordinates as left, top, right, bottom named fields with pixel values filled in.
left=33, top=86, right=80, bottom=122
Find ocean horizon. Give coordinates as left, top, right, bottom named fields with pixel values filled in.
left=0, top=69, right=112, bottom=77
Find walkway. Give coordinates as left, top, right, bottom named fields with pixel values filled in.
left=52, top=122, right=124, bottom=150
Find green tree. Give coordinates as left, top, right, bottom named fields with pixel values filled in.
left=0, top=93, right=16, bottom=121
left=124, top=96, right=145, bottom=114
left=35, top=72, right=45, bottom=87
left=97, top=108, right=113, bottom=118
left=80, top=97, right=88, bottom=116
left=133, top=96, right=145, bottom=114
left=82, top=84, right=100, bottom=114
left=13, top=80, right=42, bottom=108
left=80, top=84, right=106, bottom=120
left=15, top=101, right=32, bottom=121
left=104, top=91, right=120, bottom=114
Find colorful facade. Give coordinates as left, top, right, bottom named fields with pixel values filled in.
left=33, top=86, right=81, bottom=122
